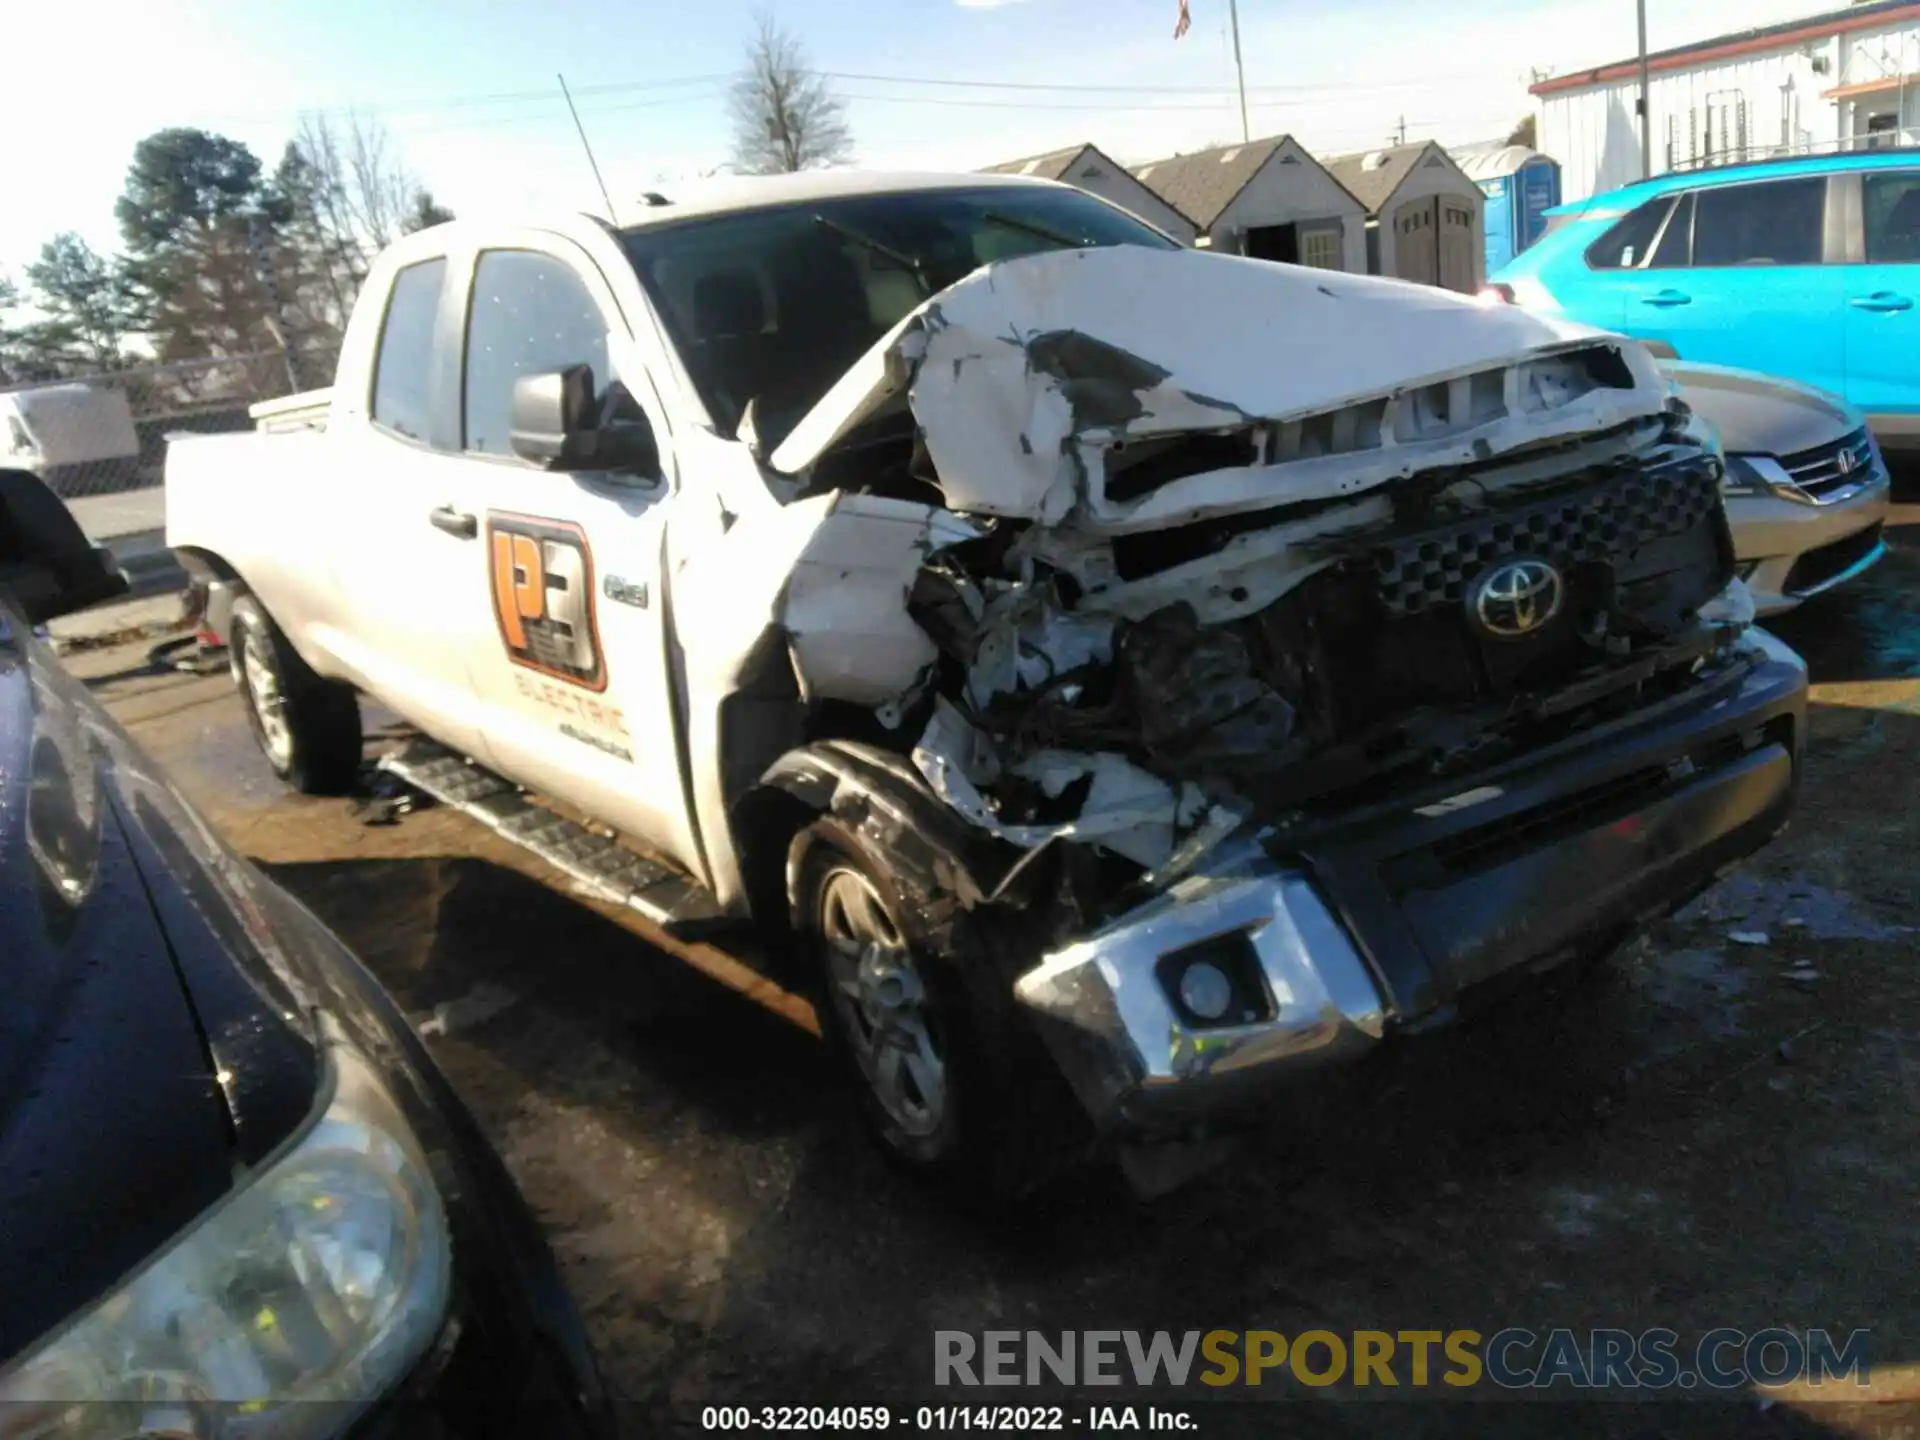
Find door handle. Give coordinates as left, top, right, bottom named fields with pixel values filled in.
left=1639, top=289, right=1692, bottom=307
left=1849, top=292, right=1913, bottom=313
left=429, top=506, right=478, bottom=539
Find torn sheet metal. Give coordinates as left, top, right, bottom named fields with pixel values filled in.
left=964, top=592, right=1115, bottom=709
left=769, top=246, right=1670, bottom=534
left=772, top=494, right=982, bottom=705
left=1700, top=576, right=1758, bottom=634
left=911, top=698, right=1204, bottom=869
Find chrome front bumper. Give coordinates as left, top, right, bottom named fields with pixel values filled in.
left=1012, top=644, right=1806, bottom=1136
left=1013, top=863, right=1385, bottom=1131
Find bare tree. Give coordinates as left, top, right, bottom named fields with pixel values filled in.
left=284, top=112, right=453, bottom=270
left=727, top=11, right=853, bottom=174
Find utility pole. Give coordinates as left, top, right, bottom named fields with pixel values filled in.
left=1637, top=0, right=1652, bottom=178
left=1394, top=114, right=1408, bottom=145
left=1227, top=0, right=1250, bottom=143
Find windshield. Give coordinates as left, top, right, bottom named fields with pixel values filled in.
left=621, top=185, right=1180, bottom=450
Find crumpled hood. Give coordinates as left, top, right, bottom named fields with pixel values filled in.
left=771, top=245, right=1671, bottom=533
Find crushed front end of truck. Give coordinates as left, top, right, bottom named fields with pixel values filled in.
left=750, top=245, right=1806, bottom=1138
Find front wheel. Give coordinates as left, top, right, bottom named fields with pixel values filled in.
left=788, top=816, right=1086, bottom=1207
left=230, top=595, right=362, bottom=794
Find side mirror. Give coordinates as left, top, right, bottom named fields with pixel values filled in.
left=509, top=366, right=660, bottom=478
left=0, top=468, right=128, bottom=624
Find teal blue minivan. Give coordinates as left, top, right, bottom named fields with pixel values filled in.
left=1488, top=151, right=1920, bottom=451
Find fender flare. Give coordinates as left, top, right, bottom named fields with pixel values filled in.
left=736, top=740, right=1010, bottom=936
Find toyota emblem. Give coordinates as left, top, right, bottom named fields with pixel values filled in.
left=1468, top=557, right=1565, bottom=639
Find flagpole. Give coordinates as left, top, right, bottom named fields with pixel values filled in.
left=1228, top=0, right=1250, bottom=142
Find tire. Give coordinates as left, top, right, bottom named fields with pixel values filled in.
left=229, top=595, right=363, bottom=794
left=788, top=815, right=1087, bottom=1209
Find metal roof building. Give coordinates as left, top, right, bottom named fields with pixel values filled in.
left=1128, top=135, right=1368, bottom=270
left=1531, top=0, right=1920, bottom=201
left=980, top=143, right=1199, bottom=243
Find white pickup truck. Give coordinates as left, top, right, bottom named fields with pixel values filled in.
left=168, top=169, right=1807, bottom=1201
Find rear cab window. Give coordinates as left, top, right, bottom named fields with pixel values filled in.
left=370, top=258, right=447, bottom=441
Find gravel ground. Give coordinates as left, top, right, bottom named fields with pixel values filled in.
left=68, top=498, right=1920, bottom=1438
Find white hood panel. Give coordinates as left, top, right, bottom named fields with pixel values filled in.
left=771, top=246, right=1671, bottom=533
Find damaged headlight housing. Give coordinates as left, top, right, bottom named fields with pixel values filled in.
left=0, top=1044, right=451, bottom=1438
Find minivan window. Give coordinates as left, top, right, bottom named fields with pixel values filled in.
left=1648, top=193, right=1693, bottom=268
left=1585, top=197, right=1672, bottom=269
left=370, top=258, right=447, bottom=442
left=1691, top=178, right=1824, bottom=267
left=463, top=251, right=612, bottom=458
left=1863, top=172, right=1920, bottom=262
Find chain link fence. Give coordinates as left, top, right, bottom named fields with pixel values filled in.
left=1, top=347, right=336, bottom=500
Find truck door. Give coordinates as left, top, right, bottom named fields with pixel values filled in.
left=441, top=239, right=703, bottom=877
left=326, top=253, right=494, bottom=761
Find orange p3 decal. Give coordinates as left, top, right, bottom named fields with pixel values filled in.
left=486, top=513, right=606, bottom=691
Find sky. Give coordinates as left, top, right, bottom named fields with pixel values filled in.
left=5, top=0, right=1830, bottom=273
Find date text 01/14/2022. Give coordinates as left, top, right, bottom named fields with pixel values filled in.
left=699, top=1406, right=1198, bottom=1432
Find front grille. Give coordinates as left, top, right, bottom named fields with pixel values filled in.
left=1777, top=425, right=1878, bottom=502
left=1784, top=521, right=1885, bottom=596
left=1369, top=454, right=1722, bottom=616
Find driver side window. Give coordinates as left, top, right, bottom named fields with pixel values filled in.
left=463, top=250, right=613, bottom=457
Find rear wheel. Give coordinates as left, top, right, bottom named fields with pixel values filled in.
left=789, top=816, right=1087, bottom=1208
left=230, top=595, right=362, bottom=794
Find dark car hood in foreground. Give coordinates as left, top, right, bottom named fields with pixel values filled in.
left=0, top=615, right=316, bottom=1365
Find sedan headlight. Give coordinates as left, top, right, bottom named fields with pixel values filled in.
left=1721, top=453, right=1773, bottom=497
left=0, top=1044, right=451, bottom=1438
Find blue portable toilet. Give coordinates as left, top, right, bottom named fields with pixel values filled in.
left=1457, top=145, right=1562, bottom=278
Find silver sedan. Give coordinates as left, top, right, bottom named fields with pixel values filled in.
left=1664, top=360, right=1889, bottom=617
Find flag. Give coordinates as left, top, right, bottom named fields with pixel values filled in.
left=1174, top=0, right=1191, bottom=39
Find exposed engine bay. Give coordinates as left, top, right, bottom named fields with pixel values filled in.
left=746, top=246, right=1754, bottom=880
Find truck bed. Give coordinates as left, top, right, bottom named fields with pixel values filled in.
left=249, top=389, right=332, bottom=434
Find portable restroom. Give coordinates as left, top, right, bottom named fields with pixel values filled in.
left=1458, top=146, right=1563, bottom=277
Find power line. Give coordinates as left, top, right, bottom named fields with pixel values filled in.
left=822, top=69, right=1487, bottom=96
left=836, top=92, right=1238, bottom=113
left=187, top=66, right=1508, bottom=131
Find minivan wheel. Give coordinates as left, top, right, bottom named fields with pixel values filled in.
left=229, top=595, right=362, bottom=794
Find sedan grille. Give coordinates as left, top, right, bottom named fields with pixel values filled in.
left=1776, top=426, right=1880, bottom=503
